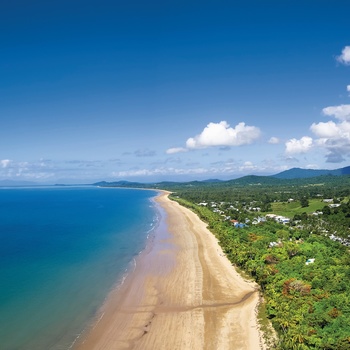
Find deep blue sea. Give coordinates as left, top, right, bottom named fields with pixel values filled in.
left=0, top=186, right=159, bottom=350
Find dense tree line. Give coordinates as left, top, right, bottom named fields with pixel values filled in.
left=98, top=175, right=350, bottom=348
left=169, top=196, right=350, bottom=349
left=152, top=175, right=350, bottom=210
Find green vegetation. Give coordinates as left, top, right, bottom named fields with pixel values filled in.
left=170, top=196, right=350, bottom=349
left=165, top=177, right=350, bottom=349
left=271, top=199, right=325, bottom=218
left=97, top=174, right=350, bottom=348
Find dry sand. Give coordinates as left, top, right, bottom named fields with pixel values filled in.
left=76, top=191, right=263, bottom=350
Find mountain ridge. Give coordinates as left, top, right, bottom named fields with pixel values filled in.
left=272, top=166, right=350, bottom=179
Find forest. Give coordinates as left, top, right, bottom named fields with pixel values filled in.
left=97, top=174, right=350, bottom=349
left=164, top=176, right=350, bottom=349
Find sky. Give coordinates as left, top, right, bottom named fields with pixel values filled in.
left=1, top=0, right=350, bottom=183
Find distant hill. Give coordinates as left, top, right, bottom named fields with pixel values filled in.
left=227, top=175, right=284, bottom=186
left=91, top=166, right=350, bottom=190
left=272, top=166, right=350, bottom=179
left=93, top=179, right=223, bottom=188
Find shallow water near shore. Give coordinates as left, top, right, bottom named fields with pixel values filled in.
left=0, top=186, right=158, bottom=350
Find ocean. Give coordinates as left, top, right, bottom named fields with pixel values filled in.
left=0, top=186, right=159, bottom=350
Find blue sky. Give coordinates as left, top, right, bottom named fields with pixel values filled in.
left=1, top=0, right=350, bottom=183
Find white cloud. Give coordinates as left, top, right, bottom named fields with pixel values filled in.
left=310, top=120, right=343, bottom=138
left=1, top=159, right=11, bottom=168
left=239, top=161, right=258, bottom=172
left=310, top=101, right=350, bottom=162
left=268, top=137, right=280, bottom=144
left=285, top=136, right=313, bottom=154
left=186, top=121, right=261, bottom=149
left=166, top=147, right=188, bottom=154
left=310, top=120, right=350, bottom=163
left=284, top=55, right=350, bottom=164
left=322, top=104, right=350, bottom=121
left=286, top=102, right=350, bottom=163
left=336, top=46, right=350, bottom=65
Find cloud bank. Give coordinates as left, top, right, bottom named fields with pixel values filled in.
left=284, top=47, right=350, bottom=164
left=311, top=120, right=350, bottom=163
left=322, top=104, right=350, bottom=121
left=285, top=103, right=350, bottom=163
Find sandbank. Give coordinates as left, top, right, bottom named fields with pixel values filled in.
left=76, top=191, right=263, bottom=350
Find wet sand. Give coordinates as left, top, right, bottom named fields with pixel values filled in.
left=76, top=191, right=263, bottom=350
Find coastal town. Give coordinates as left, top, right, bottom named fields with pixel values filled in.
left=166, top=175, right=350, bottom=349
left=197, top=196, right=350, bottom=247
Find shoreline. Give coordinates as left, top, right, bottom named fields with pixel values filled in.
left=76, top=190, right=263, bottom=350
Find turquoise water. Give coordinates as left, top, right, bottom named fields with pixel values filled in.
left=0, top=186, right=158, bottom=350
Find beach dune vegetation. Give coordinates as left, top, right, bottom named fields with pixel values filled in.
left=167, top=180, right=350, bottom=349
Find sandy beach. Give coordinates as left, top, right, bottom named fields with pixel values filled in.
left=76, top=191, right=263, bottom=350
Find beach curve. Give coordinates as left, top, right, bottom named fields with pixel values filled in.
left=76, top=190, right=264, bottom=350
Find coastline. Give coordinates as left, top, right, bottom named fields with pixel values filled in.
left=76, top=190, right=263, bottom=350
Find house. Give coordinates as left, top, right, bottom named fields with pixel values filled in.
left=248, top=206, right=261, bottom=212
left=323, top=199, right=333, bottom=203
left=234, top=223, right=248, bottom=228
left=265, top=214, right=290, bottom=224
left=252, top=216, right=266, bottom=225
left=230, top=220, right=247, bottom=228
left=278, top=217, right=290, bottom=224
left=266, top=214, right=277, bottom=219
left=305, top=258, right=315, bottom=265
